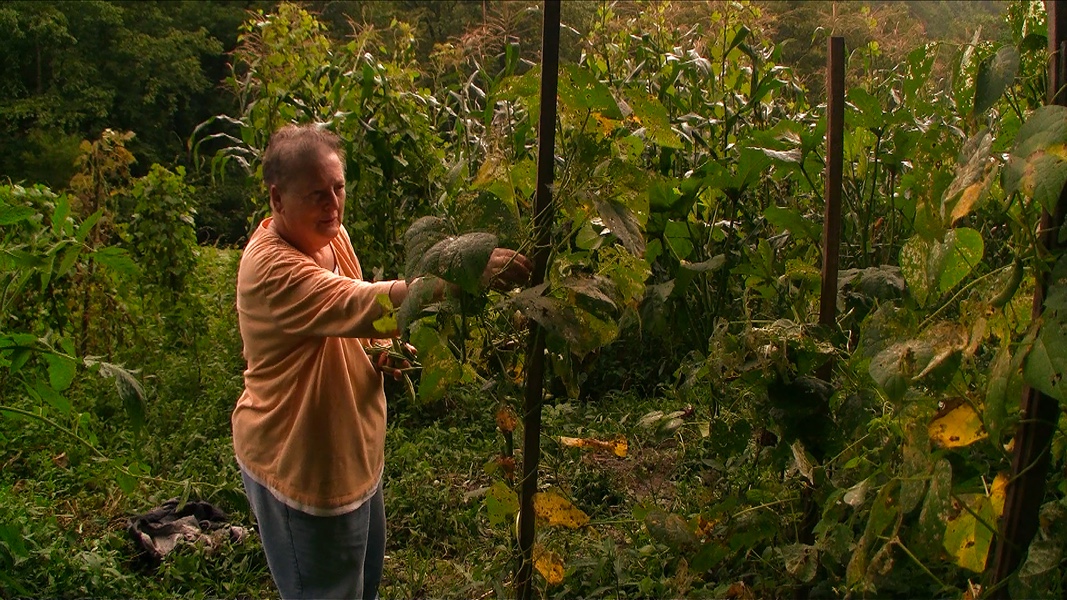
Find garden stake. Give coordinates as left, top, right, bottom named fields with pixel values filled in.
left=817, top=36, right=845, bottom=383
left=516, top=2, right=560, bottom=599
left=989, top=1, right=1067, bottom=591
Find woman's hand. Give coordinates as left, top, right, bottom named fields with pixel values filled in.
left=369, top=342, right=417, bottom=381
left=481, top=248, right=533, bottom=291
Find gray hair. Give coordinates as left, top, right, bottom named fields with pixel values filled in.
left=262, top=124, right=345, bottom=189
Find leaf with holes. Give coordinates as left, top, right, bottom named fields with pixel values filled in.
left=533, top=545, right=565, bottom=586
left=533, top=491, right=590, bottom=529
left=928, top=398, right=987, bottom=448
left=943, top=491, right=1000, bottom=573
left=1023, top=255, right=1067, bottom=401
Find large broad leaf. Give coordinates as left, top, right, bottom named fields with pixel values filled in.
left=412, top=232, right=498, bottom=294
left=533, top=490, right=590, bottom=528
left=558, top=64, right=622, bottom=119
left=764, top=205, right=820, bottom=241
left=899, top=228, right=984, bottom=306
left=1003, top=105, right=1067, bottom=214
left=928, top=398, right=987, bottom=448
left=644, top=508, right=699, bottom=553
left=1023, top=255, right=1067, bottom=401
left=485, top=481, right=519, bottom=527
left=914, top=459, right=952, bottom=557
left=973, top=46, right=1020, bottom=115
left=455, top=191, right=521, bottom=247
left=533, top=544, right=565, bottom=586
left=403, top=216, right=452, bottom=279
left=869, top=322, right=967, bottom=400
left=593, top=198, right=645, bottom=256
left=942, top=478, right=1005, bottom=573
left=623, top=88, right=682, bottom=149
left=43, top=353, right=77, bottom=392
left=985, top=343, right=1023, bottom=443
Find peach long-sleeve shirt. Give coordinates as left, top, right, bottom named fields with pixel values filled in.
left=232, top=218, right=395, bottom=515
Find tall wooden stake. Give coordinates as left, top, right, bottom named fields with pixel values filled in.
left=516, top=2, right=560, bottom=599
left=817, top=37, right=845, bottom=383
left=989, top=2, right=1067, bottom=593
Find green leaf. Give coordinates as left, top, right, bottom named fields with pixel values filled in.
left=764, top=205, right=820, bottom=241
left=509, top=284, right=619, bottom=358
left=1003, top=105, right=1067, bottom=213
left=938, top=228, right=984, bottom=294
left=372, top=293, right=397, bottom=335
left=973, top=46, right=1020, bottom=115
left=985, top=344, right=1022, bottom=442
left=409, top=324, right=462, bottom=403
left=558, top=64, right=622, bottom=119
left=663, top=219, right=693, bottom=260
left=52, top=193, right=71, bottom=237
left=781, top=543, right=818, bottom=583
left=91, top=246, right=141, bottom=276
left=75, top=209, right=104, bottom=244
left=485, top=481, right=519, bottom=527
left=623, top=88, right=682, bottom=149
left=0, top=203, right=35, bottom=225
left=643, top=509, right=699, bottom=553
left=44, top=353, right=76, bottom=392
left=914, top=459, right=952, bottom=556
left=26, top=380, right=71, bottom=416
left=1023, top=255, right=1067, bottom=401
left=396, top=276, right=441, bottom=333
left=943, top=492, right=998, bottom=572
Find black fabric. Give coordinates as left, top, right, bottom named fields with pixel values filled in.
left=128, top=498, right=248, bottom=561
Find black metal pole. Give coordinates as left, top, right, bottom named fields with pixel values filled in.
left=989, top=2, right=1067, bottom=593
left=817, top=36, right=845, bottom=383
left=516, top=2, right=560, bottom=599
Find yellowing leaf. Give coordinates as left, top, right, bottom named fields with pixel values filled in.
left=533, top=544, right=564, bottom=586
left=533, top=491, right=590, bottom=529
left=594, top=112, right=618, bottom=136
left=991, top=472, right=1008, bottom=514
left=495, top=406, right=517, bottom=433
left=928, top=399, right=987, bottom=448
left=950, top=180, right=986, bottom=224
left=558, top=435, right=628, bottom=457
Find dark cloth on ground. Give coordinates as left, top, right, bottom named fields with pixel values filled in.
left=128, top=498, right=248, bottom=561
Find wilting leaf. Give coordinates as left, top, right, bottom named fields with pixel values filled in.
left=533, top=491, right=590, bottom=529
left=485, top=481, right=518, bottom=527
left=86, top=359, right=146, bottom=439
left=781, top=543, right=818, bottom=583
left=928, top=399, right=988, bottom=448
left=559, top=435, right=628, bottom=457
left=533, top=544, right=565, bottom=586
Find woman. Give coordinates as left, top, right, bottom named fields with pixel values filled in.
left=233, top=123, right=530, bottom=599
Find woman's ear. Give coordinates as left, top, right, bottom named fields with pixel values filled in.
left=269, top=185, right=284, bottom=214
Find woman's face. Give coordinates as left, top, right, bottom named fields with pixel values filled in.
left=269, top=149, right=346, bottom=255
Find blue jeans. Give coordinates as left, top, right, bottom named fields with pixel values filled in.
left=241, top=470, right=385, bottom=600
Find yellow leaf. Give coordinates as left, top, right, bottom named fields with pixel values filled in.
left=928, top=399, right=987, bottom=448
left=533, top=491, right=590, bottom=529
left=558, top=435, right=628, bottom=457
left=950, top=181, right=985, bottom=224
left=990, top=472, right=1009, bottom=515
left=533, top=544, right=564, bottom=586
left=594, top=112, right=618, bottom=136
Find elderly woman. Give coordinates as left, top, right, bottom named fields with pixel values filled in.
left=233, top=124, right=531, bottom=600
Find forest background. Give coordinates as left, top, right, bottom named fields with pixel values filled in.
left=4, top=0, right=1067, bottom=598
